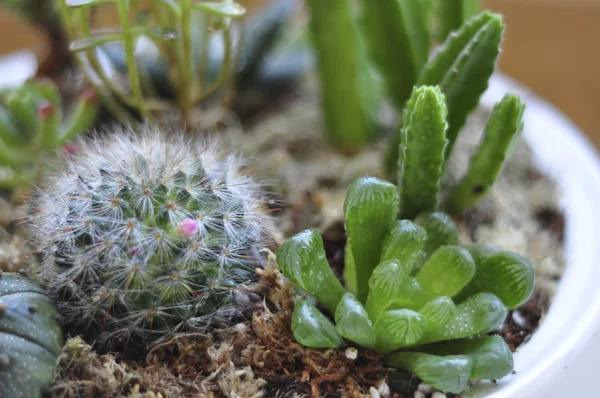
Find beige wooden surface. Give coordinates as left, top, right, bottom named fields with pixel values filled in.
left=0, top=1, right=598, bottom=149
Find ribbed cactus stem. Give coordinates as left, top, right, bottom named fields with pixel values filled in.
left=398, top=86, right=448, bottom=219
left=432, top=0, right=481, bottom=42
left=447, top=94, right=525, bottom=212
left=359, top=0, right=431, bottom=109
left=417, top=12, right=504, bottom=159
left=308, top=0, right=375, bottom=152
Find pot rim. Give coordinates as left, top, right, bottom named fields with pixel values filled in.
left=465, top=74, right=600, bottom=397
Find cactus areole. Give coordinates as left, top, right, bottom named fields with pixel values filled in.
left=30, top=129, right=272, bottom=353
left=0, top=272, right=64, bottom=398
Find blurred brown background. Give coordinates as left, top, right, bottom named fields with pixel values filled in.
left=0, top=0, right=598, bottom=149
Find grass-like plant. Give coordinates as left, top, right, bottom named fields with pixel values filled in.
left=0, top=79, right=98, bottom=187
left=277, top=176, right=535, bottom=393
left=59, top=0, right=246, bottom=126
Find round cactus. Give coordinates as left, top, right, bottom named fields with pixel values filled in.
left=30, top=129, right=273, bottom=352
left=0, top=272, right=64, bottom=398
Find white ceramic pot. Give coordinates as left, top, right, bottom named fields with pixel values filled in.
left=466, top=74, right=600, bottom=398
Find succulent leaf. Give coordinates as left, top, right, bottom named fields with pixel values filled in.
left=344, top=177, right=399, bottom=301
left=292, top=299, right=343, bottom=349
left=335, top=293, right=376, bottom=348
left=419, top=296, right=456, bottom=331
left=343, top=241, right=358, bottom=296
left=421, top=335, right=513, bottom=381
left=374, top=309, right=427, bottom=353
left=365, top=260, right=407, bottom=319
left=417, top=12, right=503, bottom=157
left=277, top=230, right=347, bottom=313
left=398, top=86, right=449, bottom=219
left=421, top=292, right=507, bottom=344
left=447, top=94, right=526, bottom=213
left=456, top=249, right=535, bottom=309
left=359, top=0, right=431, bottom=109
left=0, top=80, right=98, bottom=187
left=415, top=245, right=475, bottom=300
left=385, top=352, right=472, bottom=393
left=413, top=212, right=460, bottom=258
left=380, top=220, right=427, bottom=270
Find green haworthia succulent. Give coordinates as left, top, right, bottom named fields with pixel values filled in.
left=276, top=176, right=535, bottom=393
left=0, top=272, right=64, bottom=398
left=0, top=79, right=98, bottom=187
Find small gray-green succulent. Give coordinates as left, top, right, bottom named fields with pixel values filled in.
left=0, top=272, right=64, bottom=398
left=0, top=79, right=98, bottom=187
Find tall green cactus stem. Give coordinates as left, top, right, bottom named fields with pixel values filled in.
left=432, top=0, right=481, bottom=42
left=447, top=94, right=525, bottom=212
left=384, top=12, right=503, bottom=177
left=344, top=177, right=398, bottom=301
left=277, top=176, right=536, bottom=393
left=0, top=79, right=98, bottom=187
left=398, top=86, right=448, bottom=219
left=417, top=12, right=503, bottom=158
left=359, top=0, right=431, bottom=109
left=0, top=272, right=64, bottom=398
left=308, top=0, right=375, bottom=152
left=30, top=129, right=273, bottom=353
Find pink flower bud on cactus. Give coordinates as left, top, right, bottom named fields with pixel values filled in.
left=178, top=218, right=199, bottom=237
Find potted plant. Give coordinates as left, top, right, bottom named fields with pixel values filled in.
left=0, top=0, right=597, bottom=397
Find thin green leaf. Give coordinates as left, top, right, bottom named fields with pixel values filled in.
left=192, top=1, right=246, bottom=18
left=415, top=245, right=475, bottom=300
left=344, top=177, right=399, bottom=301
left=292, top=300, right=343, bottom=349
left=421, top=292, right=507, bottom=344
left=70, top=34, right=124, bottom=52
left=398, top=86, right=448, bottom=219
left=335, top=292, right=376, bottom=348
left=374, top=309, right=427, bottom=353
left=66, top=0, right=115, bottom=7
left=446, top=94, right=526, bottom=213
left=277, top=230, right=347, bottom=312
left=385, top=352, right=472, bottom=393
